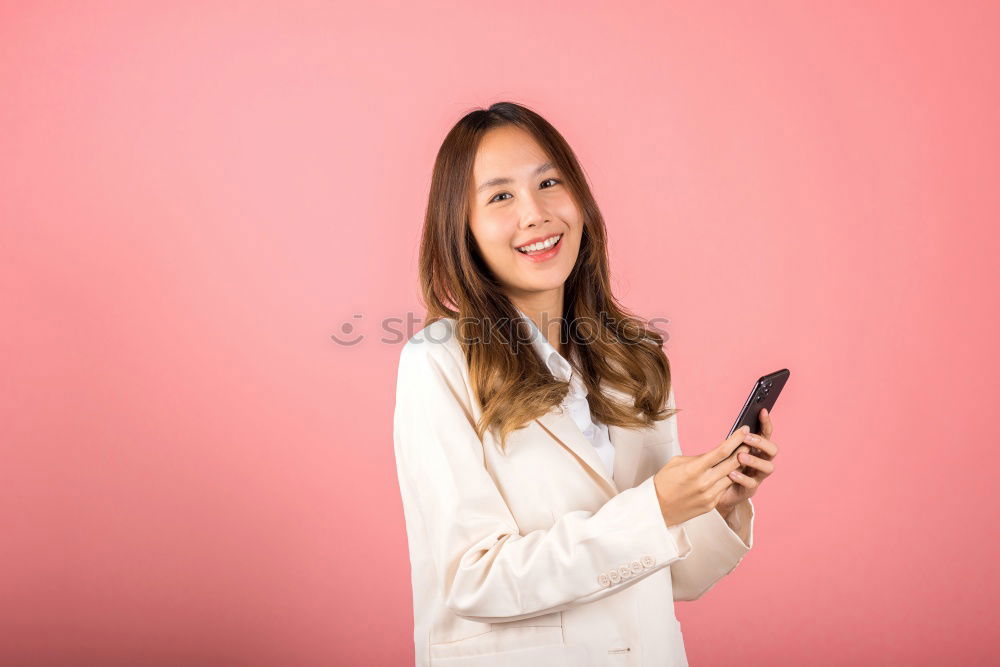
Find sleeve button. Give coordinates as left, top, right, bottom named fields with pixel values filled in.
left=630, top=559, right=643, bottom=574
left=598, top=573, right=611, bottom=587
left=641, top=554, right=655, bottom=568
left=618, top=564, right=632, bottom=579
left=609, top=570, right=622, bottom=584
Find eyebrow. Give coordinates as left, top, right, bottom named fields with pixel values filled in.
left=476, top=162, right=555, bottom=194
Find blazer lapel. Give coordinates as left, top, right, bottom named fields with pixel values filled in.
left=608, top=423, right=646, bottom=491
left=602, top=381, right=647, bottom=492
left=535, top=409, right=619, bottom=497
left=533, top=380, right=649, bottom=497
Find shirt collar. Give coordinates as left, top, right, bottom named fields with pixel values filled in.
left=515, top=307, right=574, bottom=384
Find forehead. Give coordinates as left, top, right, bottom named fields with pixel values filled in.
left=473, top=125, right=550, bottom=177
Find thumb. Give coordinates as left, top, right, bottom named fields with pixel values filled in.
left=703, top=425, right=750, bottom=470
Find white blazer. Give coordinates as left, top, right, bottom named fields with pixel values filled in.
left=393, top=317, right=755, bottom=666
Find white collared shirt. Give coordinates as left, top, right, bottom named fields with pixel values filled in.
left=516, top=309, right=616, bottom=478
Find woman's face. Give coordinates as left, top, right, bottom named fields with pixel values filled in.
left=468, top=125, right=583, bottom=305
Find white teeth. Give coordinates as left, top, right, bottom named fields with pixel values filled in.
left=517, top=234, right=562, bottom=254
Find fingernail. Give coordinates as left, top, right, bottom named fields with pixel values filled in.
left=762, top=408, right=768, bottom=417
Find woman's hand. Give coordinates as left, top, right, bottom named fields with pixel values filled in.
left=653, top=426, right=761, bottom=527
left=717, top=408, right=779, bottom=517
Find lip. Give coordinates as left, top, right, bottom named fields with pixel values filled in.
left=514, top=233, right=562, bottom=249
left=514, top=233, right=563, bottom=264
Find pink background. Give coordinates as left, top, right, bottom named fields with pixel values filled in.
left=3, top=1, right=998, bottom=665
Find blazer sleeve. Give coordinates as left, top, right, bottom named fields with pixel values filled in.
left=393, top=336, right=697, bottom=624
left=658, top=386, right=757, bottom=602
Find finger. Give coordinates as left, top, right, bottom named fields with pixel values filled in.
left=727, top=467, right=758, bottom=489
left=736, top=451, right=775, bottom=476
left=704, top=427, right=752, bottom=470
left=725, top=444, right=751, bottom=463
left=743, top=432, right=778, bottom=460
left=708, top=445, right=751, bottom=485
left=709, top=472, right=737, bottom=499
left=760, top=407, right=774, bottom=439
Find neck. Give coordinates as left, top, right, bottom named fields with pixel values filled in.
left=510, top=288, right=565, bottom=356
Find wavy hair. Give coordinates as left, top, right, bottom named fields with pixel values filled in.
left=418, top=101, right=679, bottom=451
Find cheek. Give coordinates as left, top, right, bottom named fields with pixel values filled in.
left=554, top=198, right=582, bottom=232
left=470, top=218, right=514, bottom=261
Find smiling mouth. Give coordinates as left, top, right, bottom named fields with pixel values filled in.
left=515, top=233, right=563, bottom=255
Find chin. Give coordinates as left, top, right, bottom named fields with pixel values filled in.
left=515, top=273, right=572, bottom=294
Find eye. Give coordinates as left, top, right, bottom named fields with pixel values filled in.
left=487, top=179, right=561, bottom=204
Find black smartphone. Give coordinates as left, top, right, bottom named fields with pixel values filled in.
left=720, top=369, right=790, bottom=468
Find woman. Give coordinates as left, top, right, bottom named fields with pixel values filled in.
left=392, top=102, right=778, bottom=666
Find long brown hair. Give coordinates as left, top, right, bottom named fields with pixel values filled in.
left=418, top=101, right=679, bottom=450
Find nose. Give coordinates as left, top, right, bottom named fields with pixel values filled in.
left=517, top=193, right=550, bottom=230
